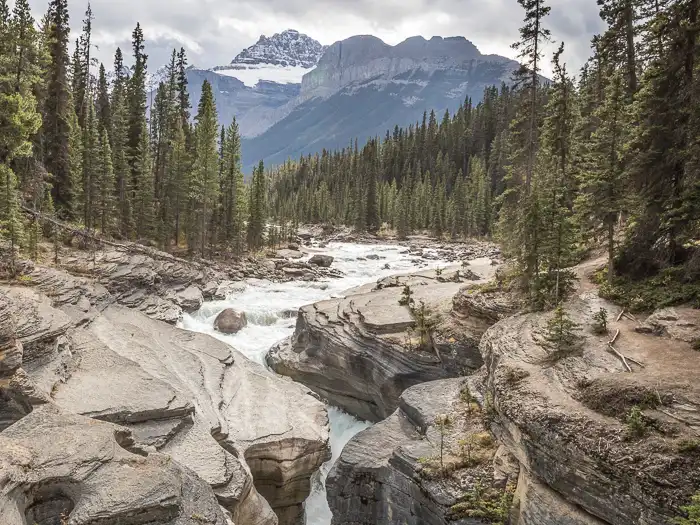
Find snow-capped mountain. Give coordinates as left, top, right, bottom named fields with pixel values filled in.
left=213, top=29, right=326, bottom=87
left=146, top=65, right=171, bottom=92
left=148, top=30, right=519, bottom=172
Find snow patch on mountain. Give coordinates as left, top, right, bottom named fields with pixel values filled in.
left=211, top=29, right=325, bottom=87
left=146, top=65, right=171, bottom=91
left=216, top=64, right=312, bottom=88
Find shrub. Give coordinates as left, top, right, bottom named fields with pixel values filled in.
left=541, top=305, right=582, bottom=359
left=678, top=439, right=700, bottom=454
left=592, top=307, right=609, bottom=335
left=626, top=405, right=647, bottom=438
left=413, top=300, right=440, bottom=351
left=673, top=492, right=700, bottom=525
left=435, top=413, right=454, bottom=473
left=398, top=284, right=414, bottom=307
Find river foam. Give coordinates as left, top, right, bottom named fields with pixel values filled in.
left=181, top=242, right=448, bottom=523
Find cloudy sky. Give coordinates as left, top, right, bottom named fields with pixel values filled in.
left=28, top=0, right=604, bottom=75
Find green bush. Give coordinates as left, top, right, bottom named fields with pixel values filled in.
left=626, top=405, right=647, bottom=438
left=592, top=307, right=608, bottom=335
left=673, top=492, right=700, bottom=525
left=541, top=305, right=582, bottom=359
left=598, top=268, right=700, bottom=312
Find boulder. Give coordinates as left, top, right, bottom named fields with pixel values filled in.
left=288, top=243, right=300, bottom=250
left=176, top=285, right=204, bottom=313
left=0, top=404, right=229, bottom=525
left=203, top=280, right=219, bottom=299
left=308, top=254, right=334, bottom=268
left=635, top=306, right=700, bottom=342
left=277, top=249, right=304, bottom=260
left=215, top=308, right=248, bottom=334
left=214, top=280, right=246, bottom=300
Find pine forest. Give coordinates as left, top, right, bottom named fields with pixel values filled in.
left=2, top=0, right=700, bottom=311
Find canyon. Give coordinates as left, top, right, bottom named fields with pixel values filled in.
left=1, top=237, right=698, bottom=525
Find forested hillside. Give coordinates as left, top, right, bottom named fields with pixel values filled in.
left=2, top=0, right=700, bottom=315
left=269, top=0, right=700, bottom=310
left=0, top=0, right=267, bottom=267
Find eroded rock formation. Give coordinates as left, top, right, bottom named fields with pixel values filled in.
left=481, top=291, right=700, bottom=525
left=327, top=377, right=518, bottom=525
left=0, top=257, right=331, bottom=525
left=319, top=259, right=699, bottom=525
left=0, top=404, right=230, bottom=525
left=268, top=261, right=499, bottom=422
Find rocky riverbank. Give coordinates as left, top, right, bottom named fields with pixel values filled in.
left=0, top=245, right=334, bottom=525
left=267, top=260, right=500, bottom=422
left=269, top=252, right=699, bottom=524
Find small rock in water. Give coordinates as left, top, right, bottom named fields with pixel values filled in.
left=283, top=267, right=306, bottom=277
left=214, top=280, right=246, bottom=300
left=383, top=263, right=391, bottom=270
left=214, top=308, right=248, bottom=334
left=366, top=254, right=381, bottom=260
left=176, top=285, right=203, bottom=313
left=309, top=254, right=334, bottom=267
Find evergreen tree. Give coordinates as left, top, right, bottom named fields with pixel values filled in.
left=220, top=118, right=245, bottom=251
left=110, top=48, right=133, bottom=238
left=67, top=107, right=83, bottom=223
left=132, top=118, right=154, bottom=239
left=97, top=126, right=115, bottom=234
left=95, top=63, right=110, bottom=135
left=575, top=69, right=627, bottom=284
left=190, top=79, right=219, bottom=256
left=247, top=160, right=267, bottom=250
left=43, top=0, right=72, bottom=214
left=82, top=100, right=99, bottom=230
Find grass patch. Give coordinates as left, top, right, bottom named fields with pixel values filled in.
left=449, top=480, right=515, bottom=524
left=678, top=439, right=700, bottom=454
left=598, top=268, right=700, bottom=312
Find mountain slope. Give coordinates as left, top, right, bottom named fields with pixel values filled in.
left=241, top=36, right=517, bottom=170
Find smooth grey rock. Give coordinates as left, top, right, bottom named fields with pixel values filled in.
left=0, top=404, right=228, bottom=525
left=215, top=308, right=248, bottom=334
left=308, top=254, right=334, bottom=267
left=176, top=285, right=204, bottom=313
left=42, top=302, right=328, bottom=525
left=203, top=280, right=219, bottom=299
left=277, top=249, right=304, bottom=259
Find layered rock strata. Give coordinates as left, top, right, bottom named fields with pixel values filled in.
left=0, top=257, right=331, bottom=525
left=268, top=261, right=499, bottom=422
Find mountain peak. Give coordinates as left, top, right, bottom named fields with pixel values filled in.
left=231, top=29, right=326, bottom=69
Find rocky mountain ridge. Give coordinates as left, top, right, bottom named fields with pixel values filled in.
left=217, top=29, right=326, bottom=70
left=240, top=34, right=518, bottom=170
left=147, top=30, right=518, bottom=169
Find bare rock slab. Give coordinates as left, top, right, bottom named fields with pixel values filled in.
left=0, top=404, right=228, bottom=525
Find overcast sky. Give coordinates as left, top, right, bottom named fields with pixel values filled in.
left=27, top=0, right=604, bottom=76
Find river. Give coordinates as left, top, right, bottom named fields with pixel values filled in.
left=180, top=242, right=448, bottom=524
